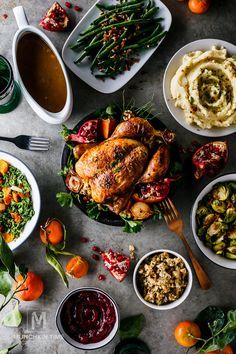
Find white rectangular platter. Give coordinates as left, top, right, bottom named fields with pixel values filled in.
left=62, top=0, right=172, bottom=94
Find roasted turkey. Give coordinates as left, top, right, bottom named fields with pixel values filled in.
left=66, top=116, right=174, bottom=215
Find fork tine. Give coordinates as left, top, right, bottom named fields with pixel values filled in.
left=29, top=146, right=49, bottom=151
left=30, top=139, right=50, bottom=144
left=166, top=198, right=179, bottom=218
left=161, top=199, right=176, bottom=222
left=30, top=137, right=50, bottom=142
left=29, top=141, right=50, bottom=147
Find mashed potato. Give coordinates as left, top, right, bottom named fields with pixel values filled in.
left=171, top=46, right=236, bottom=129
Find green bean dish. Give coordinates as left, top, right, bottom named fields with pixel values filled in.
left=71, top=0, right=166, bottom=79
left=196, top=181, right=236, bottom=260
left=0, top=160, right=35, bottom=242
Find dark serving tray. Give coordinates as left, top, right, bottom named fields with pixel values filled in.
left=61, top=110, right=177, bottom=227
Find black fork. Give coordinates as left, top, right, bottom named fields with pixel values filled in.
left=0, top=135, right=50, bottom=151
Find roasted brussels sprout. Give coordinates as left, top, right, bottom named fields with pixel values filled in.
left=207, top=221, right=223, bottom=236
left=228, top=228, right=236, bottom=239
left=203, top=214, right=216, bottom=226
left=196, top=180, right=236, bottom=260
left=231, top=194, right=236, bottom=204
left=227, top=246, right=236, bottom=254
left=213, top=242, right=226, bottom=252
left=196, top=206, right=209, bottom=217
left=213, top=184, right=230, bottom=201
left=226, top=252, right=236, bottom=260
left=224, top=208, right=236, bottom=223
left=211, top=200, right=226, bottom=213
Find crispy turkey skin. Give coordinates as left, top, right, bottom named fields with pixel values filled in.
left=75, top=138, right=149, bottom=205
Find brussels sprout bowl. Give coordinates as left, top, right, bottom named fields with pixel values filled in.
left=191, top=174, right=236, bottom=269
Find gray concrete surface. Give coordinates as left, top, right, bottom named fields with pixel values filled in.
left=0, top=0, right=236, bottom=353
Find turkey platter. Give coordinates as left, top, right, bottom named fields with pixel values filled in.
left=59, top=105, right=181, bottom=233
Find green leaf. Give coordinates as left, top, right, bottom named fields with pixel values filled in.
left=227, top=309, right=236, bottom=329
left=86, top=202, right=101, bottom=220
left=56, top=192, right=73, bottom=208
left=122, top=219, right=143, bottom=233
left=60, top=124, right=71, bottom=139
left=105, top=104, right=117, bottom=116
left=17, top=264, right=28, bottom=279
left=2, top=303, right=22, bottom=327
left=0, top=271, right=12, bottom=297
left=0, top=343, right=18, bottom=354
left=195, top=306, right=225, bottom=339
left=46, top=248, right=68, bottom=288
left=152, top=204, right=163, bottom=221
left=0, top=236, right=15, bottom=279
left=119, top=314, right=145, bottom=339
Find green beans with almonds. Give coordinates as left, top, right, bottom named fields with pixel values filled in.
left=71, top=0, right=167, bottom=79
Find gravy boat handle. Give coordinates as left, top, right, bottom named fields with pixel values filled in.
left=13, top=6, right=29, bottom=29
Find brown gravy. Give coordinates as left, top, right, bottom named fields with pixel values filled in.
left=17, top=33, right=67, bottom=113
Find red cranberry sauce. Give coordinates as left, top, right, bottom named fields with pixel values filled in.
left=61, top=290, right=116, bottom=344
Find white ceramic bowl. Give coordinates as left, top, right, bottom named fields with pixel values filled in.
left=0, top=151, right=41, bottom=250
left=163, top=38, right=236, bottom=137
left=62, top=0, right=172, bottom=94
left=56, top=287, right=120, bottom=350
left=133, top=249, right=192, bottom=310
left=191, top=173, right=236, bottom=269
left=12, top=6, right=73, bottom=125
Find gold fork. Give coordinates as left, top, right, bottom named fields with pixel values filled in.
left=160, top=197, right=210, bottom=290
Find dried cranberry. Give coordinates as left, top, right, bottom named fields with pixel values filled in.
left=65, top=2, right=72, bottom=8
left=92, top=254, right=100, bottom=261
left=98, top=274, right=105, bottom=281
left=3, top=14, right=8, bottom=19
left=74, top=5, right=82, bottom=11
left=92, top=246, right=101, bottom=253
left=80, top=237, right=89, bottom=243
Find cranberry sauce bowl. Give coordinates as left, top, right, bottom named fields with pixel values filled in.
left=56, top=287, right=119, bottom=350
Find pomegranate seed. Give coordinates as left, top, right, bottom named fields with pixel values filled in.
left=98, top=274, right=105, bottom=281
left=92, top=246, right=101, bottom=253
left=74, top=5, right=82, bottom=11
left=80, top=237, right=89, bottom=243
left=65, top=2, right=72, bottom=8
left=92, top=254, right=100, bottom=261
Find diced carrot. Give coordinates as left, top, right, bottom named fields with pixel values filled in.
left=12, top=192, right=20, bottom=203
left=0, top=160, right=9, bottom=176
left=3, top=195, right=12, bottom=205
left=2, top=233, right=14, bottom=243
left=98, top=119, right=117, bottom=140
left=2, top=187, right=11, bottom=198
left=0, top=203, right=6, bottom=213
left=2, top=187, right=11, bottom=205
left=10, top=212, right=22, bottom=223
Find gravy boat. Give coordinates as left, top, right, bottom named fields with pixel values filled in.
left=12, top=6, right=73, bottom=125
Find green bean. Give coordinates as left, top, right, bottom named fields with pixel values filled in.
left=80, top=18, right=152, bottom=41
left=96, top=0, right=144, bottom=11
left=90, top=39, right=113, bottom=71
left=74, top=50, right=88, bottom=64
left=143, top=6, right=159, bottom=19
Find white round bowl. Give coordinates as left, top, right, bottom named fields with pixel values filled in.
left=0, top=151, right=41, bottom=250
left=191, top=173, right=236, bottom=269
left=56, top=287, right=120, bottom=350
left=133, top=249, right=192, bottom=310
left=163, top=38, right=236, bottom=137
left=12, top=6, right=73, bottom=125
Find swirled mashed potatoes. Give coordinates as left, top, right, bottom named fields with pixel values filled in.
left=171, top=46, right=236, bottom=129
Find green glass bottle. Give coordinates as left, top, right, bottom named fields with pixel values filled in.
left=0, top=55, right=21, bottom=114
